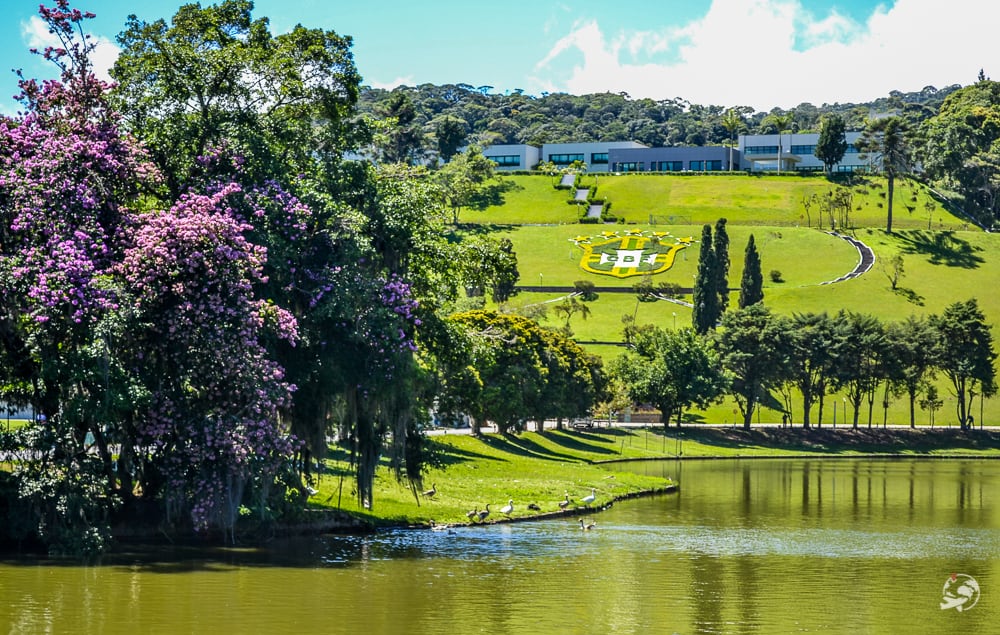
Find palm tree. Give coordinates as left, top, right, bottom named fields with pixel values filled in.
left=763, top=111, right=795, bottom=175
left=721, top=108, right=746, bottom=171
left=857, top=116, right=912, bottom=233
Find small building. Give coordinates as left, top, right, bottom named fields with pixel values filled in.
left=607, top=146, right=740, bottom=173
left=738, top=131, right=868, bottom=173
left=481, top=144, right=541, bottom=171
left=541, top=141, right=647, bottom=173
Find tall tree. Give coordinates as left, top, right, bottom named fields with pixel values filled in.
left=788, top=312, right=839, bottom=428
left=111, top=0, right=363, bottom=199
left=762, top=110, right=795, bottom=174
left=691, top=224, right=720, bottom=334
left=815, top=114, right=848, bottom=175
left=932, top=299, right=997, bottom=429
left=717, top=305, right=791, bottom=429
left=884, top=316, right=939, bottom=428
left=832, top=312, right=884, bottom=428
left=857, top=116, right=913, bottom=233
left=435, top=116, right=467, bottom=163
left=721, top=107, right=749, bottom=171
left=379, top=91, right=425, bottom=164
left=713, top=218, right=731, bottom=313
left=739, top=234, right=764, bottom=308
left=611, top=327, right=726, bottom=428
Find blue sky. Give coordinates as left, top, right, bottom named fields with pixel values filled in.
left=2, top=0, right=997, bottom=113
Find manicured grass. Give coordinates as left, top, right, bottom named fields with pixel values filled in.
left=469, top=173, right=969, bottom=231
left=459, top=175, right=584, bottom=224
left=309, top=426, right=1000, bottom=527
left=310, top=429, right=675, bottom=526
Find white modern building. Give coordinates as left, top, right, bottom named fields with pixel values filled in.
left=480, top=144, right=541, bottom=171
left=541, top=141, right=647, bottom=173
left=738, top=131, right=868, bottom=173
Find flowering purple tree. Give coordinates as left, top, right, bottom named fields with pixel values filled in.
left=0, top=3, right=303, bottom=548
left=118, top=184, right=298, bottom=531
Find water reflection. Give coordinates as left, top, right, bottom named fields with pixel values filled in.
left=0, top=458, right=997, bottom=634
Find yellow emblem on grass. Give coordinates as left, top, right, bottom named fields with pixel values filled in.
left=576, top=230, right=692, bottom=278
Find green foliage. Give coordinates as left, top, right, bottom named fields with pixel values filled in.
left=692, top=224, right=720, bottom=333
left=739, top=234, right=764, bottom=308
left=932, top=299, right=997, bottom=429
left=815, top=114, right=848, bottom=173
left=717, top=305, right=791, bottom=428
left=611, top=327, right=727, bottom=426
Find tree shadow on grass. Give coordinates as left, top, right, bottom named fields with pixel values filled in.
left=895, top=230, right=985, bottom=269
left=477, top=433, right=579, bottom=462
left=538, top=428, right=623, bottom=456
left=893, top=285, right=925, bottom=306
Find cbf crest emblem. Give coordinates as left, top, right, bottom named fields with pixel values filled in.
left=570, top=230, right=693, bottom=278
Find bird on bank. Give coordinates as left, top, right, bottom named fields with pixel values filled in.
left=466, top=508, right=479, bottom=521
left=422, top=483, right=437, bottom=498
left=581, top=488, right=597, bottom=507
left=500, top=499, right=514, bottom=516
left=558, top=493, right=572, bottom=510
left=579, top=518, right=596, bottom=531
left=477, top=504, right=491, bottom=523
left=527, top=503, right=541, bottom=511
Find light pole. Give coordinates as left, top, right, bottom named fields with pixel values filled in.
left=539, top=273, right=543, bottom=288
left=672, top=312, right=677, bottom=329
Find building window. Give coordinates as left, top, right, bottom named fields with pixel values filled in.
left=488, top=155, right=520, bottom=167
left=705, top=160, right=722, bottom=171
left=591, top=152, right=609, bottom=164
left=549, top=153, right=585, bottom=165
left=846, top=144, right=860, bottom=154
left=745, top=145, right=779, bottom=155
left=656, top=161, right=683, bottom=172
left=791, top=145, right=815, bottom=155
left=690, top=161, right=703, bottom=171
left=615, top=162, right=642, bottom=172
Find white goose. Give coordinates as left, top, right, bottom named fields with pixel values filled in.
left=580, top=488, right=597, bottom=507
left=500, top=499, right=514, bottom=516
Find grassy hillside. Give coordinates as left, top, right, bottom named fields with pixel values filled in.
left=467, top=173, right=970, bottom=231
left=460, top=171, right=997, bottom=426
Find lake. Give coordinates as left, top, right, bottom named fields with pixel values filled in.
left=1, top=458, right=997, bottom=634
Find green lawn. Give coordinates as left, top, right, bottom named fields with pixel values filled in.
left=469, top=173, right=969, bottom=231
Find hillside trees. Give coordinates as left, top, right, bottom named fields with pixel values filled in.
left=918, top=80, right=1000, bottom=227
left=932, top=299, right=997, bottom=430
left=857, top=116, right=913, bottom=233
left=692, top=224, right=720, bottom=333
left=738, top=234, right=764, bottom=308
left=815, top=114, right=848, bottom=174
left=717, top=306, right=791, bottom=429
left=610, top=327, right=726, bottom=428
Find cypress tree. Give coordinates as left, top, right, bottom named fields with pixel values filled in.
left=692, top=224, right=719, bottom=333
left=739, top=234, right=764, bottom=308
left=713, top=217, right=730, bottom=313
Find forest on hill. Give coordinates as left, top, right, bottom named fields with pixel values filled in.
left=357, top=78, right=1000, bottom=229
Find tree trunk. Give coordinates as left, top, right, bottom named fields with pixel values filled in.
left=886, top=176, right=894, bottom=233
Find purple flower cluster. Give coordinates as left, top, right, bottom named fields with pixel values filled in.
left=117, top=184, right=299, bottom=528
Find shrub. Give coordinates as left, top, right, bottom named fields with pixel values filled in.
left=770, top=269, right=784, bottom=283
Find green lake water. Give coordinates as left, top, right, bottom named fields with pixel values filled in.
left=1, top=458, right=997, bottom=634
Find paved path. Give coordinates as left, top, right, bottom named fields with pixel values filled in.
left=559, top=174, right=575, bottom=187
left=821, top=232, right=875, bottom=284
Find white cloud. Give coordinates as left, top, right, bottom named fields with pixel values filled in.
left=21, top=15, right=119, bottom=82
left=366, top=74, right=416, bottom=90
left=533, top=0, right=1000, bottom=110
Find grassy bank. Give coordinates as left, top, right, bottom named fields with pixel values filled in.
left=309, top=426, right=1000, bottom=528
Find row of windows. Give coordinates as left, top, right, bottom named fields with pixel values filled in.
left=745, top=145, right=779, bottom=155
left=549, top=153, right=585, bottom=165
left=591, top=152, right=608, bottom=164
left=488, top=155, right=521, bottom=167
left=790, top=145, right=814, bottom=155
left=612, top=160, right=725, bottom=172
